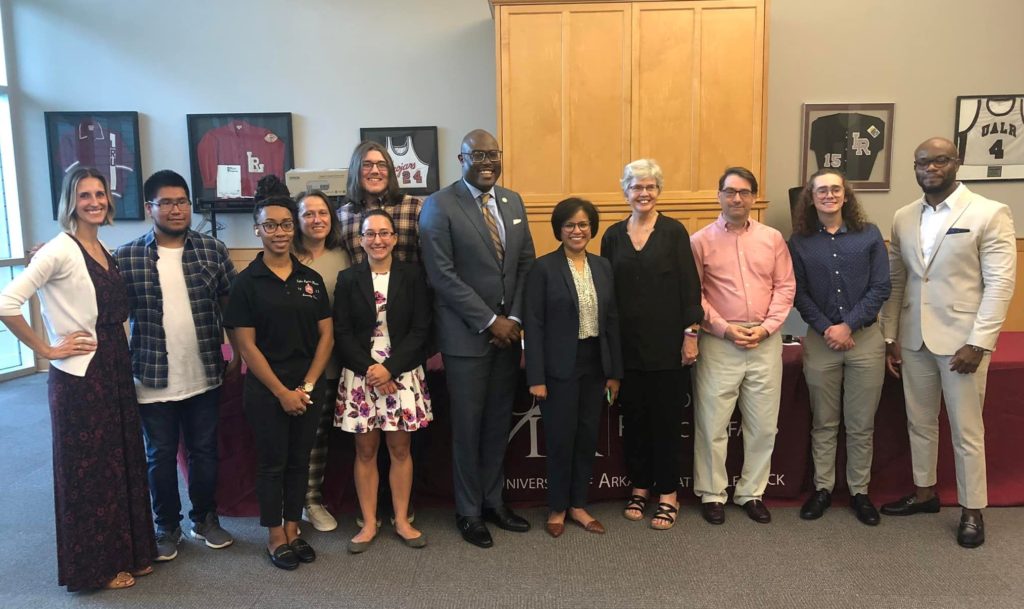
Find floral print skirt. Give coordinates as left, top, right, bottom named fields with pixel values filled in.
left=335, top=363, right=432, bottom=433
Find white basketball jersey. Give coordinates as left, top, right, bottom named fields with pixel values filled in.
left=960, top=97, right=1024, bottom=166
left=386, top=136, right=429, bottom=189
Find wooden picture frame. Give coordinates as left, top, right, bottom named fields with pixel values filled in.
left=44, top=111, right=144, bottom=220
left=799, top=103, right=894, bottom=191
left=954, top=94, right=1024, bottom=181
left=359, top=126, right=440, bottom=195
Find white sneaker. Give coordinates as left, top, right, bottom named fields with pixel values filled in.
left=303, top=504, right=338, bottom=532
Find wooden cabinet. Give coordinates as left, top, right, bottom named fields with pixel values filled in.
left=490, top=0, right=768, bottom=253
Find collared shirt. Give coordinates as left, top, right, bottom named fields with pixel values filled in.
left=222, top=253, right=331, bottom=372
left=337, top=194, right=423, bottom=265
left=566, top=257, right=599, bottom=339
left=114, top=229, right=236, bottom=389
left=463, top=180, right=507, bottom=246
left=690, top=215, right=796, bottom=338
left=788, top=222, right=891, bottom=335
left=920, top=182, right=966, bottom=262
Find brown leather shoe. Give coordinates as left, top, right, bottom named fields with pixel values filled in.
left=701, top=501, right=725, bottom=525
left=742, top=499, right=772, bottom=523
left=571, top=517, right=606, bottom=534
left=545, top=522, right=565, bottom=538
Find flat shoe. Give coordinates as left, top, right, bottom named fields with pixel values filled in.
left=104, top=572, right=135, bottom=590
left=571, top=518, right=606, bottom=534
left=545, top=522, right=565, bottom=538
left=397, top=531, right=428, bottom=548
left=267, top=544, right=299, bottom=570
left=347, top=535, right=377, bottom=554
left=131, top=565, right=154, bottom=577
left=289, top=538, right=316, bottom=563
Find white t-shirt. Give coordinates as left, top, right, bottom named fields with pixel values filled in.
left=135, top=245, right=217, bottom=403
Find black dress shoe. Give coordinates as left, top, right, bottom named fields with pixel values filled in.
left=701, top=501, right=725, bottom=525
left=289, top=538, right=316, bottom=563
left=850, top=494, right=880, bottom=526
left=880, top=493, right=940, bottom=516
left=456, top=515, right=494, bottom=548
left=800, top=489, right=831, bottom=520
left=957, top=512, right=985, bottom=548
left=267, top=544, right=299, bottom=570
left=742, top=499, right=772, bottom=523
left=482, top=505, right=531, bottom=532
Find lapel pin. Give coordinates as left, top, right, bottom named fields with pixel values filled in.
left=501, top=197, right=508, bottom=203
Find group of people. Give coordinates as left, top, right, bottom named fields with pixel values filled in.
left=0, top=129, right=1014, bottom=590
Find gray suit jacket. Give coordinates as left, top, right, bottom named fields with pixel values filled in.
left=880, top=185, right=1016, bottom=354
left=420, top=179, right=536, bottom=357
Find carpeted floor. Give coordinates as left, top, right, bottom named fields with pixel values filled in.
left=2, top=372, right=1023, bottom=609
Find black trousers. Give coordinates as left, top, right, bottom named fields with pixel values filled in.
left=619, top=367, right=688, bottom=494
left=243, top=373, right=323, bottom=527
left=540, top=338, right=604, bottom=512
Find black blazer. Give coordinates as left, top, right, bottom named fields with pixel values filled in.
left=524, top=248, right=624, bottom=386
left=333, top=260, right=431, bottom=377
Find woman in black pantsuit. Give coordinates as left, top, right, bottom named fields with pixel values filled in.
left=525, top=198, right=622, bottom=538
left=600, top=159, right=703, bottom=531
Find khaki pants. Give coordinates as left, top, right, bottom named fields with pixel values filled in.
left=802, top=325, right=885, bottom=495
left=693, top=331, right=781, bottom=505
left=901, top=344, right=991, bottom=509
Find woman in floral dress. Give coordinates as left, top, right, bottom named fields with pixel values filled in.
left=334, top=209, right=431, bottom=551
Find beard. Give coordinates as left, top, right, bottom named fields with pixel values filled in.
left=154, top=220, right=188, bottom=237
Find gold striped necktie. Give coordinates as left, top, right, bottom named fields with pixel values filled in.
left=479, top=193, right=504, bottom=263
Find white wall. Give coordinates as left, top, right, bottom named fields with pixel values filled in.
left=9, top=0, right=1024, bottom=249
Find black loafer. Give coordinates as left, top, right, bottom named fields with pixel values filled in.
left=482, top=505, right=530, bottom=532
left=742, top=499, right=772, bottom=524
left=800, top=489, right=831, bottom=520
left=267, top=544, right=299, bottom=570
left=957, top=512, right=985, bottom=548
left=850, top=494, right=880, bottom=526
left=456, top=515, right=493, bottom=548
left=290, top=538, right=316, bottom=563
left=701, top=501, right=725, bottom=525
left=880, top=493, right=940, bottom=516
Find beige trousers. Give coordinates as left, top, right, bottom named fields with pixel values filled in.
left=802, top=325, right=885, bottom=495
left=693, top=331, right=782, bottom=505
left=901, top=344, right=991, bottom=509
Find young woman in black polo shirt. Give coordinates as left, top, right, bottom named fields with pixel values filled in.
left=223, top=176, right=334, bottom=570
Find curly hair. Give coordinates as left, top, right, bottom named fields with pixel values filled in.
left=793, top=169, right=869, bottom=236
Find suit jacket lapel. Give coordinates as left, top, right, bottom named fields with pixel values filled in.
left=557, top=249, right=580, bottom=312
left=455, top=181, right=500, bottom=264
left=356, top=264, right=375, bottom=311
left=496, top=188, right=518, bottom=269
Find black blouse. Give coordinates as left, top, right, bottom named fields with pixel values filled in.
left=222, top=253, right=332, bottom=375
left=600, top=213, right=703, bottom=371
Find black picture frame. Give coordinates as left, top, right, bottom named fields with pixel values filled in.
left=359, top=126, right=439, bottom=195
left=799, top=103, right=894, bottom=191
left=44, top=111, right=144, bottom=220
left=186, top=113, right=294, bottom=206
left=954, top=94, right=1024, bottom=181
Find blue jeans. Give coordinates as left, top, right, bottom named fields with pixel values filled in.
left=138, top=386, right=221, bottom=530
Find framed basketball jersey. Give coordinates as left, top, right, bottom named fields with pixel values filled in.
left=955, top=95, right=1024, bottom=181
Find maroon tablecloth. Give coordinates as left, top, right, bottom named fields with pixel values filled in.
left=199, top=334, right=1024, bottom=516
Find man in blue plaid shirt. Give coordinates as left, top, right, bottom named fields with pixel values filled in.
left=114, top=170, right=238, bottom=562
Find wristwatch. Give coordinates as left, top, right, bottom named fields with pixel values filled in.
left=300, top=381, right=315, bottom=393
left=968, top=345, right=989, bottom=353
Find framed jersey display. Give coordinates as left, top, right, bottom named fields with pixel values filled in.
left=359, top=126, right=439, bottom=196
left=800, top=103, right=894, bottom=191
left=44, top=111, right=145, bottom=220
left=187, top=113, right=294, bottom=204
left=955, top=94, right=1024, bottom=181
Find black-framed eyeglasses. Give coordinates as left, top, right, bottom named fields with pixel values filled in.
left=258, top=220, right=295, bottom=233
left=720, top=188, right=754, bottom=199
left=462, top=149, right=502, bottom=164
left=361, top=230, right=395, bottom=240
left=150, top=198, right=192, bottom=210
left=361, top=160, right=389, bottom=172
left=914, top=156, right=956, bottom=170
left=562, top=221, right=591, bottom=232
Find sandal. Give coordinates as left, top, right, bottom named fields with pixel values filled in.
left=650, top=502, right=678, bottom=530
left=623, top=494, right=649, bottom=521
left=104, top=571, right=135, bottom=590
left=131, top=565, right=153, bottom=577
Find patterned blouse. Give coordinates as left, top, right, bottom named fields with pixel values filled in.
left=567, top=257, right=599, bottom=339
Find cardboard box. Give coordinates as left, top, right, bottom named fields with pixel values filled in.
left=285, top=169, right=349, bottom=197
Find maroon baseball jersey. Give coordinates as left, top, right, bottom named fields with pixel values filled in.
left=196, top=120, right=286, bottom=197
left=59, top=120, right=135, bottom=199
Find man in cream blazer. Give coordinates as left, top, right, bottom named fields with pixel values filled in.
left=879, top=137, right=1016, bottom=548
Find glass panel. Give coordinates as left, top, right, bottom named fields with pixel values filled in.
left=0, top=7, right=7, bottom=87
left=0, top=265, right=34, bottom=374
left=0, top=94, right=19, bottom=260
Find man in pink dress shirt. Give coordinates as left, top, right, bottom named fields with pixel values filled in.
left=689, top=167, right=796, bottom=525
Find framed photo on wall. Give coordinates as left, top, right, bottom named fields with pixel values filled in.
left=44, top=111, right=144, bottom=220
left=359, top=126, right=439, bottom=195
left=186, top=113, right=294, bottom=204
left=799, top=103, right=894, bottom=191
left=954, top=94, right=1024, bottom=181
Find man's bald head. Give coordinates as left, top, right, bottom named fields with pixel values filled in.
left=459, top=129, right=502, bottom=191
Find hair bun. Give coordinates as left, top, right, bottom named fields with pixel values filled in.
left=254, top=175, right=290, bottom=201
